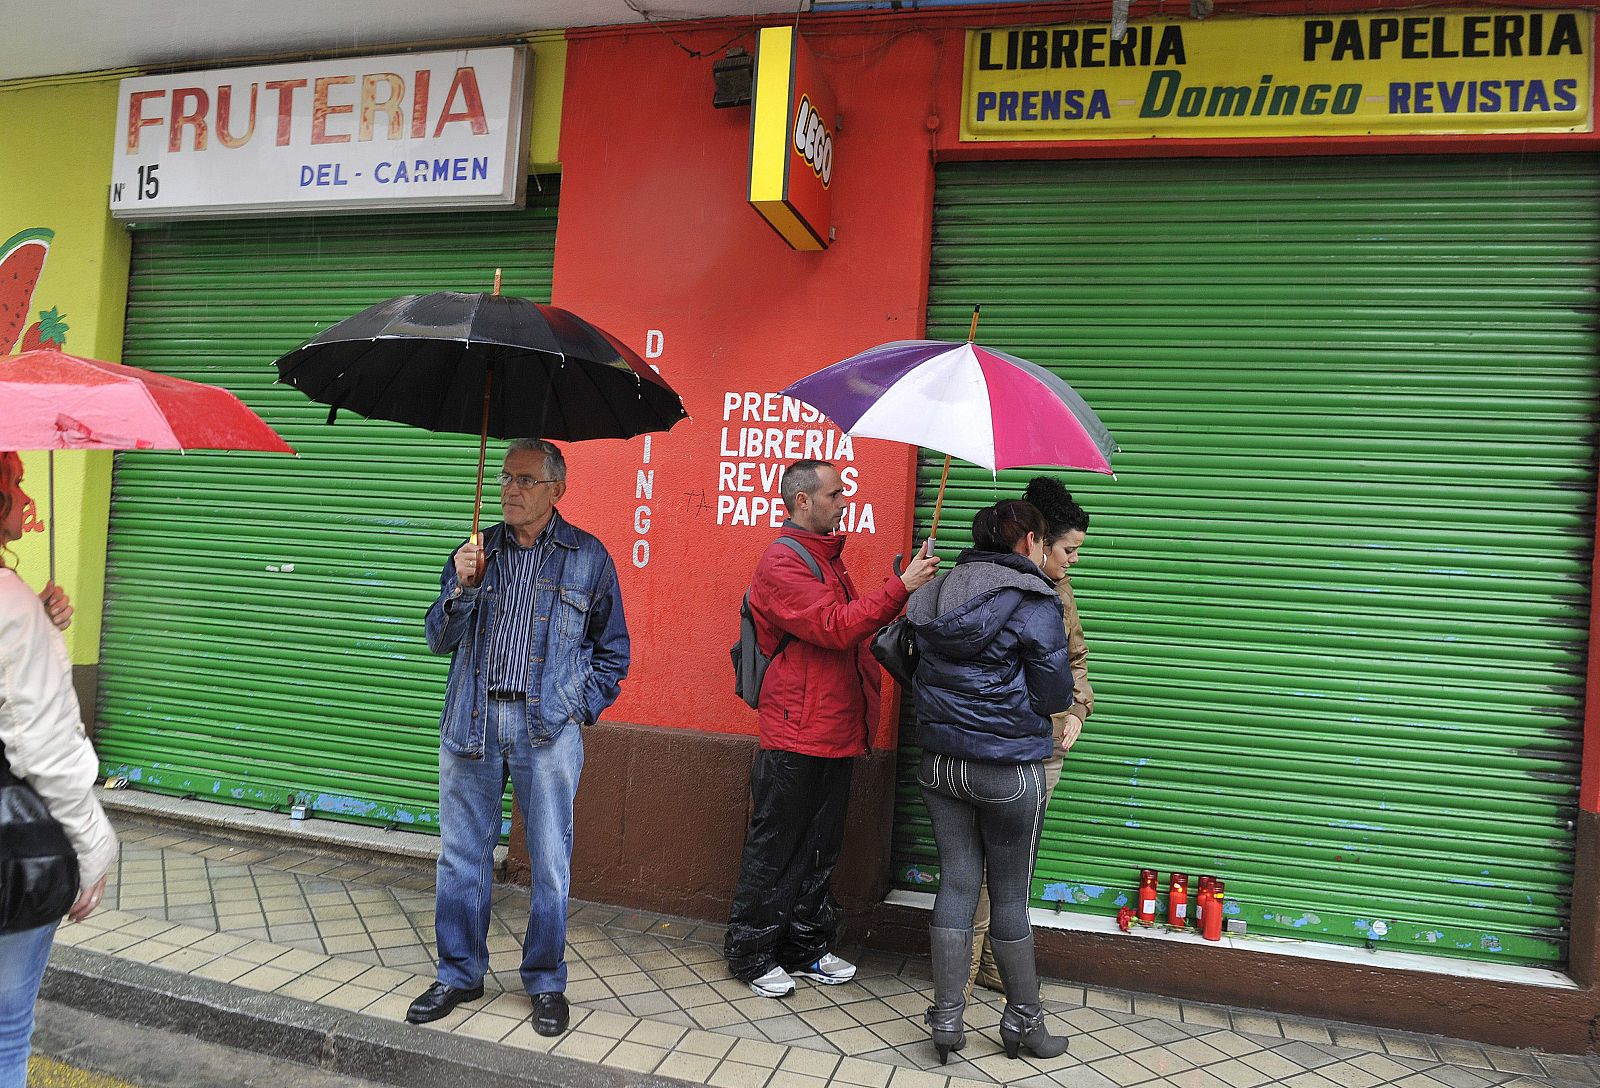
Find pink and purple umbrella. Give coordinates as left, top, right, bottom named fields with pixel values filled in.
left=782, top=319, right=1116, bottom=537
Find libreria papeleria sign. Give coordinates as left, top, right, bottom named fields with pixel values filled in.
left=962, top=11, right=1592, bottom=141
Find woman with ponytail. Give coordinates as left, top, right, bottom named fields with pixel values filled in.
left=907, top=499, right=1073, bottom=1064
left=968, top=476, right=1094, bottom=993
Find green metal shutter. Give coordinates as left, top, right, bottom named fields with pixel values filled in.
left=95, top=184, right=559, bottom=832
left=893, top=155, right=1599, bottom=966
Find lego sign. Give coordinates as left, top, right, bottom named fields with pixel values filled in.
left=962, top=11, right=1592, bottom=141
left=110, top=47, right=532, bottom=219
left=748, top=27, right=835, bottom=251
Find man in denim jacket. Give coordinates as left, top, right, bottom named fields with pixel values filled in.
left=408, top=438, right=630, bottom=1037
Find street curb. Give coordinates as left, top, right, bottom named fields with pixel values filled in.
left=41, top=945, right=694, bottom=1088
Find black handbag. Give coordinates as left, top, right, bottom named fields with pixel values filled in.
left=0, top=742, right=79, bottom=933
left=871, top=616, right=919, bottom=688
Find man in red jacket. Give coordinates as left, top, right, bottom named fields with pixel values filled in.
left=725, top=459, right=941, bottom=997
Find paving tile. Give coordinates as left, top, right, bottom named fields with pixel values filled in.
left=1183, top=1007, right=1236, bottom=1029
left=234, top=964, right=300, bottom=992
left=191, top=957, right=256, bottom=984
left=782, top=1048, right=842, bottom=1078
left=1169, top=1071, right=1239, bottom=1088
left=1128, top=1019, right=1193, bottom=1046
left=1433, top=1045, right=1495, bottom=1072
left=657, top=1051, right=721, bottom=1080
left=1279, top=1073, right=1341, bottom=1088
left=1132, top=1048, right=1197, bottom=1077
left=834, top=1056, right=896, bottom=1087
left=450, top=1012, right=519, bottom=1042
left=709, top=1060, right=774, bottom=1088
left=1331, top=1029, right=1386, bottom=1054
left=362, top=992, right=415, bottom=1021
left=552, top=1031, right=616, bottom=1063
left=1276, top=1041, right=1345, bottom=1070
left=1486, top=1052, right=1546, bottom=1076
left=1093, top=1025, right=1160, bottom=1055
left=1087, top=1054, right=1164, bottom=1086
left=599, top=1039, right=665, bottom=1073
left=1541, top=1058, right=1600, bottom=1085
left=321, top=984, right=388, bottom=1012
left=1314, top=1062, right=1385, bottom=1088
left=768, top=1073, right=829, bottom=1088
left=1390, top=1075, right=1451, bottom=1088
left=1202, top=1033, right=1267, bottom=1059
left=1207, top=1058, right=1275, bottom=1088
left=1427, top=1068, right=1496, bottom=1088
left=1169, top=1037, right=1235, bottom=1067
left=1086, top=990, right=1135, bottom=1015
left=681, top=1029, right=739, bottom=1059
left=1349, top=1053, right=1419, bottom=1081
left=1383, top=1037, right=1442, bottom=1062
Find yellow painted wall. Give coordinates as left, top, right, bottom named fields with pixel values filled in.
left=0, top=36, right=563, bottom=667
left=528, top=33, right=566, bottom=169
left=0, top=74, right=130, bottom=665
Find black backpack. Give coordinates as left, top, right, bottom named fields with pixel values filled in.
left=731, top=536, right=825, bottom=709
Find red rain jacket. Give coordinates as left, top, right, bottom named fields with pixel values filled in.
left=747, top=524, right=910, bottom=758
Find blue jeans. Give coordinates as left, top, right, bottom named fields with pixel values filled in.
left=0, top=922, right=57, bottom=1088
left=434, top=698, right=583, bottom=995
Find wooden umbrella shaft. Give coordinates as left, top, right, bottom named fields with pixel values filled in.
left=929, top=453, right=953, bottom=540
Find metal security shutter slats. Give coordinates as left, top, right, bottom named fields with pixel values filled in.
left=96, top=188, right=558, bottom=831
left=893, top=156, right=1597, bottom=965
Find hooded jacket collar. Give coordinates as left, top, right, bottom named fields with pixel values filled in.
left=907, top=550, right=1057, bottom=661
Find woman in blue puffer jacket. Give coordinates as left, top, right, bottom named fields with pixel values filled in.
left=908, top=499, right=1073, bottom=1065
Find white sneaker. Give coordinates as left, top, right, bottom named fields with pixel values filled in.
left=793, top=953, right=857, bottom=984
left=750, top=965, right=795, bottom=998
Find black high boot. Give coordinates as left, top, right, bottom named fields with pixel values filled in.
left=924, top=926, right=973, bottom=1064
left=990, top=933, right=1068, bottom=1060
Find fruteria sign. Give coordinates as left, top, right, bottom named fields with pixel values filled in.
left=962, top=10, right=1592, bottom=140
left=110, top=47, right=531, bottom=219
left=749, top=26, right=835, bottom=251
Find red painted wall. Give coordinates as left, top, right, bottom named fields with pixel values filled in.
left=552, top=19, right=941, bottom=744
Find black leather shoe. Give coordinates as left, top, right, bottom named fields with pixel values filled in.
left=406, top=981, right=484, bottom=1024
left=531, top=991, right=569, bottom=1037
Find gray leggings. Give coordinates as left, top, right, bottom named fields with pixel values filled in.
left=918, top=751, right=1048, bottom=941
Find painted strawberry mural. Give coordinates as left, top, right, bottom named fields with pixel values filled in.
left=0, top=226, right=54, bottom=354
left=19, top=307, right=68, bottom=351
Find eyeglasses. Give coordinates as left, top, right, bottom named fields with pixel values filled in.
left=496, top=473, right=560, bottom=490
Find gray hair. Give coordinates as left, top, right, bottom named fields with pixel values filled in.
left=507, top=438, right=567, bottom=482
left=780, top=459, right=833, bottom=512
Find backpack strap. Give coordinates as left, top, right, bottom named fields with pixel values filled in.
left=773, top=535, right=825, bottom=583
left=767, top=535, right=826, bottom=658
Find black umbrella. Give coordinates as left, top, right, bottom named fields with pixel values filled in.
left=274, top=272, right=689, bottom=540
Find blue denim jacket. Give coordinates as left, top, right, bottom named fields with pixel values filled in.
left=424, top=512, right=630, bottom=757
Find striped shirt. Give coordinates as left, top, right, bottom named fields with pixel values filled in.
left=485, top=518, right=557, bottom=695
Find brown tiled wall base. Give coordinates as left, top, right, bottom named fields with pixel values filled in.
left=511, top=720, right=897, bottom=921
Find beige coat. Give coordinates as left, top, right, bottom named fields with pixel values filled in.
left=1053, top=574, right=1093, bottom=752
left=0, top=570, right=119, bottom=891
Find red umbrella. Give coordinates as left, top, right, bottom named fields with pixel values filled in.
left=0, top=346, right=294, bottom=581
left=1, top=346, right=293, bottom=453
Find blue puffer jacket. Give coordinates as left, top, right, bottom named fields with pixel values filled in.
left=908, top=550, right=1074, bottom=764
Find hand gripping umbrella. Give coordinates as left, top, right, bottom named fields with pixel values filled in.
left=0, top=345, right=295, bottom=582
left=782, top=307, right=1116, bottom=543
left=273, top=271, right=689, bottom=548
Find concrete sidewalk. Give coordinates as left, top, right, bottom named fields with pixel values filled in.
left=40, top=808, right=1600, bottom=1088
